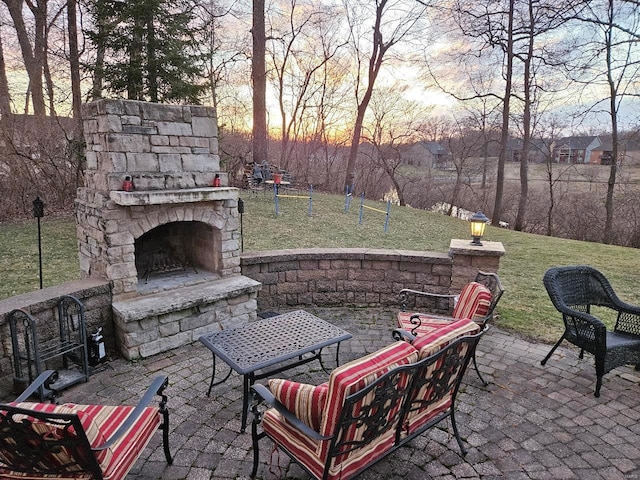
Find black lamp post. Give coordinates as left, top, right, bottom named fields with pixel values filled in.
left=238, top=198, right=245, bottom=252
left=33, top=197, right=45, bottom=289
left=469, top=210, right=489, bottom=246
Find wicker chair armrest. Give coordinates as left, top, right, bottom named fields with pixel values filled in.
left=613, top=306, right=640, bottom=335
left=616, top=302, right=640, bottom=316
left=561, top=309, right=607, bottom=349
left=92, top=375, right=169, bottom=451
left=250, top=384, right=330, bottom=441
left=14, top=370, right=59, bottom=402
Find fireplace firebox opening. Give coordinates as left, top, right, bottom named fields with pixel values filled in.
left=135, top=221, right=220, bottom=292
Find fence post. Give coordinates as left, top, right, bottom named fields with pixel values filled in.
left=384, top=200, right=391, bottom=233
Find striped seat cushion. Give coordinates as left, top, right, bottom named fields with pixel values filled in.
left=262, top=341, right=418, bottom=480
left=397, top=312, right=453, bottom=336
left=451, top=282, right=492, bottom=320
left=397, top=283, right=491, bottom=336
left=268, top=379, right=328, bottom=431
left=0, top=402, right=160, bottom=480
left=411, top=318, right=481, bottom=359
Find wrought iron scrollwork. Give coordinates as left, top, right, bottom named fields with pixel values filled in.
left=0, top=406, right=98, bottom=475
left=334, top=367, right=412, bottom=457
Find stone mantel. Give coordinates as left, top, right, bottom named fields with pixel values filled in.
left=110, top=187, right=238, bottom=206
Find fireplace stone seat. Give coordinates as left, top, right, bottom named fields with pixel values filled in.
left=112, top=275, right=261, bottom=359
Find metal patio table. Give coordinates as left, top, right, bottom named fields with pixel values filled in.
left=199, top=310, right=352, bottom=432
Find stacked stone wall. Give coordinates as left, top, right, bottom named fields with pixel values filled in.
left=81, top=99, right=221, bottom=192
left=241, top=249, right=454, bottom=309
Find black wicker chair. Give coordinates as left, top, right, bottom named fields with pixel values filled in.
left=542, top=266, right=640, bottom=397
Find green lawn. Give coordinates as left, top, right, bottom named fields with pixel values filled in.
left=3, top=190, right=640, bottom=343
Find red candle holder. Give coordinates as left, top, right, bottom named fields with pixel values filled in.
left=122, top=176, right=134, bottom=192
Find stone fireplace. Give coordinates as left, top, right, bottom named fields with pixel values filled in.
left=76, top=99, right=261, bottom=359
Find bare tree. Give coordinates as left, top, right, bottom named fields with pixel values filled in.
left=362, top=86, right=428, bottom=206
left=342, top=0, right=427, bottom=192
left=3, top=0, right=47, bottom=115
left=566, top=0, right=640, bottom=243
left=67, top=0, right=81, bottom=126
left=0, top=23, right=12, bottom=118
left=252, top=0, right=268, bottom=164
left=267, top=1, right=347, bottom=171
left=443, top=116, right=487, bottom=216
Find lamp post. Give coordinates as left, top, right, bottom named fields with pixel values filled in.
left=469, top=210, right=489, bottom=246
left=33, top=196, right=45, bottom=289
left=238, top=198, right=244, bottom=252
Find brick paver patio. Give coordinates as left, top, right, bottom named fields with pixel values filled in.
left=3, top=307, right=640, bottom=479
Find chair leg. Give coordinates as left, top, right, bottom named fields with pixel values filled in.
left=541, top=334, right=566, bottom=366
left=450, top=410, right=467, bottom=456
left=161, top=405, right=173, bottom=464
left=594, top=356, right=605, bottom=398
left=594, top=375, right=603, bottom=398
left=471, top=349, right=489, bottom=387
left=251, top=413, right=261, bottom=478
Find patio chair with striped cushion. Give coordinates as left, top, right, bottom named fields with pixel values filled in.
left=250, top=320, right=486, bottom=480
left=397, top=271, right=504, bottom=386
left=0, top=370, right=173, bottom=480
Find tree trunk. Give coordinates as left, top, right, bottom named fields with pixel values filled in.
left=492, top=0, right=514, bottom=226
left=147, top=8, right=158, bottom=102
left=514, top=0, right=534, bottom=232
left=4, top=0, right=46, bottom=116
left=252, top=0, right=268, bottom=164
left=603, top=0, right=617, bottom=244
left=344, top=0, right=389, bottom=192
left=0, top=25, right=12, bottom=118
left=67, top=0, right=82, bottom=122
left=91, top=0, right=106, bottom=100
left=546, top=164, right=554, bottom=236
left=129, top=14, right=144, bottom=100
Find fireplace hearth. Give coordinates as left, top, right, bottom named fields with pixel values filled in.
left=77, top=99, right=261, bottom=359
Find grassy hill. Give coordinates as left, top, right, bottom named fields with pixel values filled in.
left=3, top=190, right=640, bottom=343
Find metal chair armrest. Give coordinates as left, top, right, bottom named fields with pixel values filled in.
left=391, top=328, right=417, bottom=342
left=14, top=370, right=59, bottom=402
left=92, top=375, right=169, bottom=451
left=399, top=288, right=456, bottom=313
left=399, top=288, right=457, bottom=300
left=250, top=384, right=330, bottom=441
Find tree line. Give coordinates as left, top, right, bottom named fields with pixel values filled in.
left=0, top=0, right=639, bottom=245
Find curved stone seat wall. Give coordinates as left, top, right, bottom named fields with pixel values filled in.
left=240, top=248, right=454, bottom=310
left=240, top=243, right=505, bottom=311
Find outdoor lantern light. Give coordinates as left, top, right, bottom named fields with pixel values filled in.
left=469, top=210, right=489, bottom=246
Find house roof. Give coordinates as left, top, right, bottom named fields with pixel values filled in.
left=418, top=141, right=448, bottom=155
left=555, top=136, right=599, bottom=149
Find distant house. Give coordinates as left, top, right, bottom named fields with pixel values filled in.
left=506, top=137, right=550, bottom=163
left=589, top=135, right=640, bottom=166
left=590, top=141, right=615, bottom=165
left=552, top=136, right=601, bottom=164
left=404, top=141, right=452, bottom=168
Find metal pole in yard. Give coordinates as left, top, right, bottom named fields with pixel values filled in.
left=32, top=197, right=45, bottom=289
